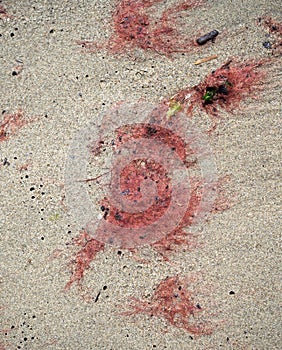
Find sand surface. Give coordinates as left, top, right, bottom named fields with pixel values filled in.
left=0, top=1, right=281, bottom=349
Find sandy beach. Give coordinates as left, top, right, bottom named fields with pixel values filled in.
left=0, top=1, right=281, bottom=349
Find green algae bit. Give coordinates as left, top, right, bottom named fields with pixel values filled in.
left=202, top=87, right=217, bottom=102
left=166, top=100, right=182, bottom=118
left=49, top=213, right=60, bottom=221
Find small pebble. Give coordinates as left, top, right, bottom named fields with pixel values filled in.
left=263, top=41, right=272, bottom=49
left=196, top=30, right=219, bottom=45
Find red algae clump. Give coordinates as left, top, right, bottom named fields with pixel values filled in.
left=65, top=230, right=105, bottom=290
left=78, top=0, right=205, bottom=56
left=64, top=101, right=221, bottom=295
left=124, top=275, right=212, bottom=335
left=94, top=120, right=209, bottom=257
left=170, top=59, right=266, bottom=122
left=98, top=123, right=185, bottom=231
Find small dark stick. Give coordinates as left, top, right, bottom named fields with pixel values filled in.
left=196, top=30, right=219, bottom=45
left=94, top=291, right=101, bottom=303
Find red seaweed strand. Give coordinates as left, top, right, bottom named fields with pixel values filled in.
left=78, top=0, right=205, bottom=56
left=65, top=230, right=105, bottom=290
left=124, top=275, right=212, bottom=335
left=151, top=180, right=202, bottom=259
left=169, top=59, right=266, bottom=124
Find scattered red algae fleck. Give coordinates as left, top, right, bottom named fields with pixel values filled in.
left=17, top=162, right=32, bottom=172
left=0, top=110, right=30, bottom=142
left=64, top=230, right=104, bottom=290
left=77, top=0, right=205, bottom=56
left=259, top=16, right=282, bottom=35
left=211, top=175, right=233, bottom=214
left=0, top=2, right=10, bottom=19
left=169, top=59, right=266, bottom=125
left=123, top=275, right=212, bottom=335
left=257, top=16, right=282, bottom=54
left=12, top=63, right=24, bottom=76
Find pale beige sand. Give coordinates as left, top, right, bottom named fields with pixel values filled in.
left=0, top=1, right=281, bottom=349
